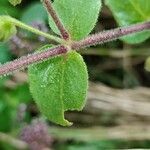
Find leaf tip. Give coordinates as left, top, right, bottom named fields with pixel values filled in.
left=62, top=119, right=73, bottom=127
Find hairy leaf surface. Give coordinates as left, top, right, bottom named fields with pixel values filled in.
left=105, top=0, right=150, bottom=44
left=28, top=47, right=88, bottom=126
left=49, top=0, right=101, bottom=40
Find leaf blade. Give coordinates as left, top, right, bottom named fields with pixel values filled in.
left=105, top=0, right=150, bottom=44
left=49, top=0, right=102, bottom=40
left=28, top=47, right=88, bottom=126
left=63, top=52, right=88, bottom=111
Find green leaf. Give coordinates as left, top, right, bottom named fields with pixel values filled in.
left=28, top=47, right=88, bottom=126
left=0, top=16, right=17, bottom=42
left=49, top=0, right=101, bottom=40
left=0, top=43, right=11, bottom=64
left=145, top=57, right=150, bottom=72
left=1, top=0, right=9, bottom=5
left=105, top=0, right=150, bottom=44
left=9, top=0, right=22, bottom=6
left=0, top=6, right=19, bottom=17
left=0, top=4, right=21, bottom=17
left=21, top=2, right=47, bottom=24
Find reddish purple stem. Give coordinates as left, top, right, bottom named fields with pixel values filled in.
left=72, top=21, right=150, bottom=50
left=43, top=0, right=70, bottom=40
left=0, top=21, right=150, bottom=76
left=0, top=46, right=67, bottom=76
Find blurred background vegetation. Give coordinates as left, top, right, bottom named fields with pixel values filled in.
left=0, top=0, right=150, bottom=149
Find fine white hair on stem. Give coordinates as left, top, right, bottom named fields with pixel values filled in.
left=72, top=21, right=150, bottom=50
left=0, top=46, right=67, bottom=76
left=0, top=21, right=150, bottom=76
left=43, top=0, right=70, bottom=40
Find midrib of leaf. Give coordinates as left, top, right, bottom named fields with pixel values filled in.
left=128, top=0, right=148, bottom=20
left=59, top=55, right=67, bottom=119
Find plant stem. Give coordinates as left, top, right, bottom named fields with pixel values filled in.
left=0, top=46, right=67, bottom=76
left=72, top=21, right=150, bottom=49
left=43, top=0, right=70, bottom=40
left=8, top=16, right=64, bottom=44
left=0, top=21, right=150, bottom=76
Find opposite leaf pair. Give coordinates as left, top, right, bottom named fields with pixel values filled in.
left=4, top=0, right=150, bottom=126
left=28, top=0, right=101, bottom=126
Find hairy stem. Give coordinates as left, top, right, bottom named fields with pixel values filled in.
left=81, top=48, right=150, bottom=58
left=8, top=16, right=64, bottom=43
left=72, top=21, right=150, bottom=49
left=0, top=21, right=150, bottom=76
left=0, top=46, right=67, bottom=76
left=43, top=0, right=70, bottom=40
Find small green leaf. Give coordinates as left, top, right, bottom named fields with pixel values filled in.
left=105, top=0, right=150, bottom=44
left=9, top=0, right=22, bottom=6
left=49, top=0, right=101, bottom=40
left=0, top=16, right=17, bottom=42
left=28, top=47, right=88, bottom=126
left=145, top=57, right=150, bottom=72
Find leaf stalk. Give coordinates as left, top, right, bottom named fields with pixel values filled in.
left=8, top=16, right=64, bottom=44
left=43, top=0, right=70, bottom=40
